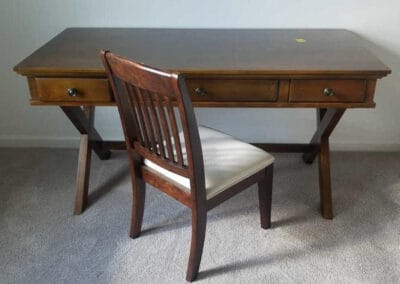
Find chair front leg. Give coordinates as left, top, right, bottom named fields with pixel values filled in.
left=258, top=164, right=274, bottom=229
left=186, top=208, right=207, bottom=282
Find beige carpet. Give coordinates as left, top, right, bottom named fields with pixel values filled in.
left=0, top=148, right=399, bottom=283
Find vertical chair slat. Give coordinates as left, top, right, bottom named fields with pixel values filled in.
left=128, top=84, right=149, bottom=148
left=148, top=91, right=166, bottom=158
left=136, top=86, right=158, bottom=153
left=123, top=82, right=145, bottom=146
left=155, top=95, right=175, bottom=161
left=131, top=92, right=146, bottom=146
left=165, top=97, right=184, bottom=166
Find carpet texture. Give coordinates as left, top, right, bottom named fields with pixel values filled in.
left=0, top=148, right=399, bottom=283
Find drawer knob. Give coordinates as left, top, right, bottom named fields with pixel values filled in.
left=194, top=87, right=207, bottom=97
left=67, top=88, right=78, bottom=97
left=323, top=88, right=335, bottom=97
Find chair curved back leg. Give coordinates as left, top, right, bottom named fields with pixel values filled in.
left=258, top=164, right=274, bottom=229
left=186, top=208, right=207, bottom=282
left=129, top=163, right=146, bottom=239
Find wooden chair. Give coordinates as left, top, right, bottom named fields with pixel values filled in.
left=100, top=50, right=275, bottom=281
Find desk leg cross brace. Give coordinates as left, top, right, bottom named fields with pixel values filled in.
left=302, top=108, right=346, bottom=219
left=61, top=106, right=111, bottom=215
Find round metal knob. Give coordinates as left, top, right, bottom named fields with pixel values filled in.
left=323, top=88, right=334, bottom=97
left=67, top=88, right=78, bottom=97
left=194, top=87, right=207, bottom=97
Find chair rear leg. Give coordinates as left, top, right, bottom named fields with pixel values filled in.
left=130, top=176, right=146, bottom=239
left=258, top=164, right=274, bottom=229
left=186, top=209, right=207, bottom=282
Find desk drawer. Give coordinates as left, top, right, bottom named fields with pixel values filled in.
left=36, top=78, right=112, bottom=102
left=289, top=79, right=366, bottom=103
left=185, top=79, right=278, bottom=102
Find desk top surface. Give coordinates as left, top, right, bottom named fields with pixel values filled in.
left=14, top=28, right=390, bottom=77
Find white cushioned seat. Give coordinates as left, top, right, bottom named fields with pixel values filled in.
left=144, top=126, right=274, bottom=200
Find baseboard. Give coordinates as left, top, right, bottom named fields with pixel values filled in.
left=330, top=141, right=400, bottom=152
left=0, top=136, right=399, bottom=152
left=0, top=135, right=80, bottom=148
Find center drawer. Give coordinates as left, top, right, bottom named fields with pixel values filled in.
left=185, top=79, right=279, bottom=102
left=36, top=78, right=112, bottom=102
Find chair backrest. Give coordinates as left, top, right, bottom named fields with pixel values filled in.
left=100, top=50, right=205, bottom=201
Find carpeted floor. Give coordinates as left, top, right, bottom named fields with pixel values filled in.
left=0, top=148, right=399, bottom=283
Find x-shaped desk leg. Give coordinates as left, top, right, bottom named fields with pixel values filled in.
left=302, top=108, right=346, bottom=219
left=61, top=106, right=111, bottom=215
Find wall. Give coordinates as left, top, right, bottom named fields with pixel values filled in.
left=1, top=0, right=399, bottom=150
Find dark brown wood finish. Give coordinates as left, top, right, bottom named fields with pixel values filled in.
left=258, top=165, right=274, bottom=229
left=36, top=78, right=112, bottom=102
left=15, top=29, right=389, bottom=108
left=186, top=78, right=279, bottom=102
left=15, top=28, right=390, bottom=77
left=13, top=28, right=391, bottom=221
left=102, top=141, right=318, bottom=153
left=60, top=106, right=111, bottom=160
left=60, top=106, right=111, bottom=214
left=73, top=106, right=93, bottom=215
left=101, top=51, right=274, bottom=281
left=303, top=109, right=346, bottom=164
left=289, top=79, right=367, bottom=102
left=302, top=108, right=346, bottom=218
left=303, top=109, right=328, bottom=164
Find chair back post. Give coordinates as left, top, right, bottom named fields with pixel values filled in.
left=173, top=75, right=206, bottom=205
left=100, top=50, right=138, bottom=152
left=100, top=50, right=145, bottom=185
left=100, top=50, right=206, bottom=205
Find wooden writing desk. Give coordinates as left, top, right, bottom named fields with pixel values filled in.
left=14, top=28, right=391, bottom=219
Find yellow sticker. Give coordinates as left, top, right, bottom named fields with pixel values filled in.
left=295, top=38, right=306, bottom=43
